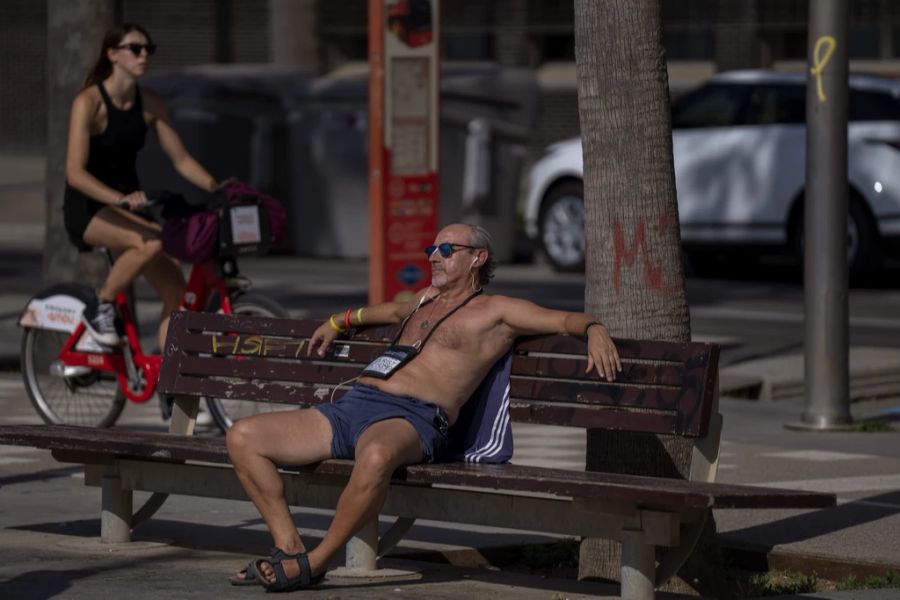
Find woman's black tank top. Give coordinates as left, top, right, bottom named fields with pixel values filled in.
left=63, top=83, right=149, bottom=248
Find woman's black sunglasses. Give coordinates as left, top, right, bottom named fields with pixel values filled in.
left=117, top=42, right=157, bottom=56
left=425, top=243, right=481, bottom=258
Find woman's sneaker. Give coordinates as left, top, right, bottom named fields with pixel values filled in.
left=82, top=299, right=121, bottom=346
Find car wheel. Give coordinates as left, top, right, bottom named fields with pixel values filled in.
left=792, top=195, right=881, bottom=279
left=848, top=198, right=882, bottom=279
left=539, top=181, right=585, bottom=271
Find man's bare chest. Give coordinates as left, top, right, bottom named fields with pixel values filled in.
left=398, top=306, right=467, bottom=350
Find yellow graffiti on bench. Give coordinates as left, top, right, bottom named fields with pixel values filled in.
left=210, top=334, right=307, bottom=357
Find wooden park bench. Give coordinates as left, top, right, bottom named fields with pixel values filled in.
left=0, top=310, right=835, bottom=599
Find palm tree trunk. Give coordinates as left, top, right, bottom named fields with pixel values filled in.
left=574, top=0, right=724, bottom=595
left=44, top=0, right=116, bottom=286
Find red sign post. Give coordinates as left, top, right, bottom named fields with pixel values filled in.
left=368, top=0, right=440, bottom=304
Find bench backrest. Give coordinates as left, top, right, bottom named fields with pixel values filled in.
left=160, top=311, right=719, bottom=439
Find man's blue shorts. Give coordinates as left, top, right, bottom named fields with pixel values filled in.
left=314, top=384, right=449, bottom=463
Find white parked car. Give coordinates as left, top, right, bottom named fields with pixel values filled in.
left=522, top=70, right=900, bottom=276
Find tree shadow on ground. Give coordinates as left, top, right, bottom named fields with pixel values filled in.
left=720, top=489, right=900, bottom=551
left=0, top=568, right=95, bottom=600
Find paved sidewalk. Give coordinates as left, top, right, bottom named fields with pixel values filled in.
left=2, top=370, right=900, bottom=598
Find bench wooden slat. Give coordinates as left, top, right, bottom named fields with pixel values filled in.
left=169, top=375, right=335, bottom=406
left=508, top=402, right=679, bottom=433
left=512, top=356, right=685, bottom=386
left=0, top=425, right=835, bottom=511
left=514, top=335, right=713, bottom=363
left=177, top=311, right=397, bottom=342
left=178, top=333, right=387, bottom=364
left=173, top=312, right=717, bottom=364
left=169, top=373, right=692, bottom=435
left=509, top=379, right=708, bottom=436
left=178, top=333, right=689, bottom=389
left=176, top=355, right=363, bottom=386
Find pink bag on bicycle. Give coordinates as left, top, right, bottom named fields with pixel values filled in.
left=160, top=182, right=287, bottom=263
left=161, top=209, right=219, bottom=264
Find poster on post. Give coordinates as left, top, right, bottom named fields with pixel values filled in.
left=369, top=0, right=440, bottom=303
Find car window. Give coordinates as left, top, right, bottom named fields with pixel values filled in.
left=671, top=83, right=750, bottom=129
left=740, top=84, right=806, bottom=125
left=849, top=89, right=900, bottom=121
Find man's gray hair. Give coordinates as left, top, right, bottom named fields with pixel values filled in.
left=466, top=224, right=496, bottom=286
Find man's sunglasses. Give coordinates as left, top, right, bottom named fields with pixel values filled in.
left=117, top=43, right=157, bottom=56
left=425, top=243, right=481, bottom=258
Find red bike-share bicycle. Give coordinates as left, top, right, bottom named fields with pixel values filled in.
left=18, top=190, right=288, bottom=433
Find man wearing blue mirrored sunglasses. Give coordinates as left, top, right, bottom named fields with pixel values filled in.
left=228, top=223, right=621, bottom=589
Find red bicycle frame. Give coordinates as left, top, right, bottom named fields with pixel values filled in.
left=56, top=260, right=234, bottom=403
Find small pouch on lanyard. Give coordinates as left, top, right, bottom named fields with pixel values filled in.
left=360, top=345, right=420, bottom=379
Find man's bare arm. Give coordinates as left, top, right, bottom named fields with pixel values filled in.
left=307, top=288, right=432, bottom=357
left=496, top=296, right=622, bottom=381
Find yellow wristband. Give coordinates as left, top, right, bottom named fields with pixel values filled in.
left=356, top=307, right=364, bottom=326
left=328, top=315, right=344, bottom=332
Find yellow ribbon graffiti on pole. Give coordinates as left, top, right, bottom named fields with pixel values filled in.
left=810, top=35, right=836, bottom=103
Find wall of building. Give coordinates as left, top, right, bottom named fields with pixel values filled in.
left=4, top=0, right=900, bottom=155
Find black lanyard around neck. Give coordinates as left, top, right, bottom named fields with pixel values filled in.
left=393, top=288, right=483, bottom=349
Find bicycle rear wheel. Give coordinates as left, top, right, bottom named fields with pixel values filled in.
left=21, top=328, right=125, bottom=427
left=205, top=292, right=294, bottom=432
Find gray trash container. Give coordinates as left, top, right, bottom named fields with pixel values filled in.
left=440, top=65, right=538, bottom=262
left=287, top=69, right=371, bottom=257
left=138, top=63, right=538, bottom=260
left=290, top=64, right=539, bottom=260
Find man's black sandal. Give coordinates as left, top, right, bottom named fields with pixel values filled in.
left=251, top=547, right=325, bottom=592
left=228, top=560, right=259, bottom=586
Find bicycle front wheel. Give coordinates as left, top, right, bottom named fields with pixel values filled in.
left=21, top=328, right=125, bottom=427
left=205, top=292, right=294, bottom=432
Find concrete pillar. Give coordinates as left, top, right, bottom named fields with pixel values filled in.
left=345, top=518, right=378, bottom=571
left=494, top=0, right=530, bottom=67
left=621, top=528, right=655, bottom=600
left=269, top=0, right=320, bottom=70
left=101, top=475, right=132, bottom=543
left=713, top=1, right=761, bottom=70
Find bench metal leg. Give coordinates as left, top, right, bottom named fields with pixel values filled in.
left=101, top=475, right=132, bottom=543
left=377, top=516, right=416, bottom=557
left=621, top=528, right=655, bottom=600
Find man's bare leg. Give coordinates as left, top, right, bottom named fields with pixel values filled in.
left=255, top=417, right=423, bottom=585
left=225, top=408, right=334, bottom=581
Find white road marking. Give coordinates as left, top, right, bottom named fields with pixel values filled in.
left=0, top=417, right=45, bottom=425
left=0, top=457, right=37, bottom=466
left=692, top=306, right=900, bottom=330
left=837, top=498, right=900, bottom=510
left=0, top=445, right=44, bottom=455
left=753, top=474, right=900, bottom=494
left=761, top=450, right=879, bottom=462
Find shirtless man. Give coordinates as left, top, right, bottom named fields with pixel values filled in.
left=226, top=223, right=621, bottom=591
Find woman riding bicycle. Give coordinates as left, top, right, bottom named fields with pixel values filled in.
left=64, top=23, right=228, bottom=350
